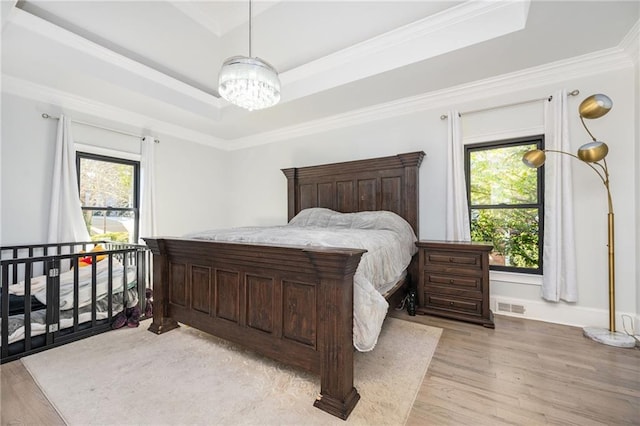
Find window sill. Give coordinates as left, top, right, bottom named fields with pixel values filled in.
left=490, top=270, right=542, bottom=286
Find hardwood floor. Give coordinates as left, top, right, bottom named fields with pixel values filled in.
left=390, top=311, right=640, bottom=426
left=1, top=359, right=65, bottom=425
left=1, top=314, right=638, bottom=425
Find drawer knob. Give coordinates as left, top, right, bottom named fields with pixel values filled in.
left=449, top=279, right=454, bottom=284
left=449, top=301, right=454, bottom=306
left=449, top=257, right=454, bottom=262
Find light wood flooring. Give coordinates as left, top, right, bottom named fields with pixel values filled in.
left=1, top=314, right=638, bottom=425
left=391, top=311, right=640, bottom=425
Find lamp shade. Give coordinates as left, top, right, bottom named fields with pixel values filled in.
left=522, top=149, right=546, bottom=168
left=579, top=94, right=613, bottom=119
left=577, top=141, right=609, bottom=163
left=218, top=56, right=281, bottom=111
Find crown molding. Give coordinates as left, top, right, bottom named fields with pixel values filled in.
left=6, top=1, right=634, bottom=141
left=4, top=45, right=632, bottom=152
left=619, top=19, right=639, bottom=65
left=280, top=0, right=530, bottom=103
left=3, top=20, right=635, bottom=153
left=8, top=8, right=222, bottom=110
left=288, top=0, right=526, bottom=78
left=2, top=75, right=227, bottom=150
left=7, top=1, right=529, bottom=115
left=228, top=47, right=634, bottom=150
left=1, top=0, right=18, bottom=32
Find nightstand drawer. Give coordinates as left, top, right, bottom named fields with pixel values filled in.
left=425, top=251, right=482, bottom=270
left=424, top=294, right=482, bottom=316
left=416, top=241, right=494, bottom=328
left=425, top=273, right=482, bottom=291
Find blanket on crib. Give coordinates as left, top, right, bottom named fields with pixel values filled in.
left=0, top=294, right=46, bottom=316
left=8, top=261, right=137, bottom=310
left=1, top=288, right=138, bottom=346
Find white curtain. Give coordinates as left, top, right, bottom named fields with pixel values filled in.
left=139, top=135, right=157, bottom=243
left=543, top=90, right=578, bottom=302
left=48, top=115, right=91, bottom=243
left=445, top=110, right=471, bottom=241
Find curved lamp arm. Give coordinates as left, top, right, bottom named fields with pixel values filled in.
left=580, top=116, right=598, bottom=142
left=523, top=93, right=625, bottom=338
left=524, top=149, right=613, bottom=214
left=544, top=149, right=606, bottom=183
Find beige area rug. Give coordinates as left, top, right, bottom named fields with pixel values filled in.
left=22, top=317, right=441, bottom=426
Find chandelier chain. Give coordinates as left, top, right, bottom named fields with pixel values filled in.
left=217, top=0, right=280, bottom=110
left=248, top=0, right=252, bottom=57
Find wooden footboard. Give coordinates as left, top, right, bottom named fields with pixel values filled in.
left=144, top=150, right=424, bottom=419
left=145, top=237, right=366, bottom=419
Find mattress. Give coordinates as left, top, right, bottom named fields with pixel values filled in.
left=187, top=208, right=418, bottom=351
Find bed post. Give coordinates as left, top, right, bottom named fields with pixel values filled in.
left=305, top=247, right=365, bottom=420
left=144, top=238, right=179, bottom=334
left=397, top=151, right=424, bottom=237
left=281, top=167, right=297, bottom=222
left=398, top=151, right=424, bottom=294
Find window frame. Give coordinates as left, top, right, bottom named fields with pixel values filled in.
left=465, top=135, right=545, bottom=275
left=76, top=151, right=141, bottom=243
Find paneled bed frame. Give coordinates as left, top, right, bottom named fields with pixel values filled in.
left=144, top=151, right=424, bottom=419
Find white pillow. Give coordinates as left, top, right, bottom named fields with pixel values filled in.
left=288, top=208, right=417, bottom=244
left=287, top=207, right=336, bottom=227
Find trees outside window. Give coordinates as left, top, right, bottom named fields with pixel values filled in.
left=76, top=152, right=139, bottom=243
left=465, top=136, right=544, bottom=274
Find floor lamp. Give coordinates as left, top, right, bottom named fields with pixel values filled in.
left=522, top=94, right=635, bottom=348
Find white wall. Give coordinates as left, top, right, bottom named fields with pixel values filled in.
left=1, top=94, right=57, bottom=244
left=0, top=92, right=229, bottom=245
left=634, top=47, right=640, bottom=332
left=226, top=67, right=638, bottom=330
left=226, top=112, right=446, bottom=237
left=153, top=132, right=228, bottom=236
left=1, top=53, right=637, bottom=331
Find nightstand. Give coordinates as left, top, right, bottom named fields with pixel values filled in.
left=415, top=240, right=494, bottom=328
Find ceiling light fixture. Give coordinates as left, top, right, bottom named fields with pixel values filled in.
left=217, top=0, right=281, bottom=111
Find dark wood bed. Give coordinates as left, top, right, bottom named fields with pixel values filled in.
left=144, top=151, right=424, bottom=419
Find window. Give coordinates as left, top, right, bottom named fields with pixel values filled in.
left=465, top=136, right=544, bottom=274
left=77, top=152, right=140, bottom=243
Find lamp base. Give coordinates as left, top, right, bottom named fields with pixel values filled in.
left=582, top=326, right=636, bottom=348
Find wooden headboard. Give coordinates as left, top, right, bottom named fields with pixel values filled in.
left=281, top=151, right=425, bottom=236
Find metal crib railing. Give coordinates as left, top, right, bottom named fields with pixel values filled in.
left=0, top=241, right=150, bottom=363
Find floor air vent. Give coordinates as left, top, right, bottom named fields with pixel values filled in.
left=497, top=302, right=526, bottom=315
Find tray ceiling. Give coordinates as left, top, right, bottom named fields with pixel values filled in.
left=1, top=1, right=638, bottom=149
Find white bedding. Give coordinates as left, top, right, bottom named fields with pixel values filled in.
left=187, top=208, right=417, bottom=351
left=8, top=259, right=137, bottom=310
left=1, top=288, right=139, bottom=346
left=3, top=259, right=138, bottom=346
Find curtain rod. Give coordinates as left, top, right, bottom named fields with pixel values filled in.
left=439, top=89, right=580, bottom=120
left=41, top=113, right=159, bottom=143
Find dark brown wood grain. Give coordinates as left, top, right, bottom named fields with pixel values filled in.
left=415, top=240, right=494, bottom=328
left=282, top=151, right=424, bottom=235
left=145, top=151, right=425, bottom=419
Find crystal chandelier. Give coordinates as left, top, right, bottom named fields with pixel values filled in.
left=218, top=0, right=280, bottom=111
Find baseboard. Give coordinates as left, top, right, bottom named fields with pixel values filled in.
left=490, top=296, right=637, bottom=331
